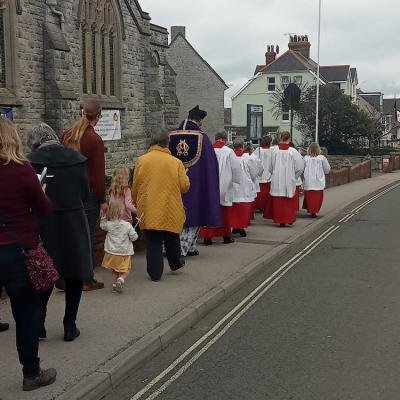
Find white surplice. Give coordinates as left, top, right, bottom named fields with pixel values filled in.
left=303, top=155, right=331, bottom=190
left=214, top=146, right=242, bottom=206
left=233, top=153, right=264, bottom=203
left=269, top=147, right=305, bottom=198
left=252, top=147, right=274, bottom=184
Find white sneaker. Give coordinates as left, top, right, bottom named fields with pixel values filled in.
left=112, top=284, right=117, bottom=293
left=115, top=278, right=124, bottom=293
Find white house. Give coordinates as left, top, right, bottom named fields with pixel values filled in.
left=231, top=35, right=358, bottom=145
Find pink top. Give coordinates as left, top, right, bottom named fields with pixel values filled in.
left=109, top=188, right=137, bottom=223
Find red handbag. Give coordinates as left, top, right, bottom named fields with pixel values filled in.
left=25, top=244, right=59, bottom=293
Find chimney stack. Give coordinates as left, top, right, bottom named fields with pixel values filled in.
left=171, top=26, right=186, bottom=41
left=288, top=34, right=311, bottom=59
left=265, top=44, right=279, bottom=65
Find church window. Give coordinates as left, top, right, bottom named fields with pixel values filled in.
left=0, top=0, right=18, bottom=104
left=79, top=0, right=121, bottom=99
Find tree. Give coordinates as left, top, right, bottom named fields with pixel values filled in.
left=297, top=84, right=380, bottom=153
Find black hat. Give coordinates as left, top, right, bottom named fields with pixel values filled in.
left=188, top=105, right=207, bottom=121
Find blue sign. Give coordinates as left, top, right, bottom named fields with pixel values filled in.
left=0, top=107, right=13, bottom=121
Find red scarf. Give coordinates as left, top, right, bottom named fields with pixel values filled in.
left=278, top=143, right=290, bottom=150
left=213, top=140, right=225, bottom=149
left=234, top=148, right=244, bottom=157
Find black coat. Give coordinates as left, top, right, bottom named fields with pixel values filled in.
left=28, top=144, right=92, bottom=281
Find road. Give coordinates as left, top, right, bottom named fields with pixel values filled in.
left=105, top=184, right=400, bottom=400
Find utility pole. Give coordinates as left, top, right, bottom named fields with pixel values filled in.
left=315, top=0, right=322, bottom=144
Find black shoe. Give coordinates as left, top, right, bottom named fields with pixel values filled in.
left=279, top=223, right=286, bottom=227
left=39, top=327, right=47, bottom=340
left=0, top=322, right=9, bottom=332
left=203, top=238, right=213, bottom=246
left=239, top=229, right=247, bottom=237
left=64, top=325, right=80, bottom=342
left=55, top=279, right=65, bottom=291
left=223, top=237, right=235, bottom=244
left=186, top=250, right=199, bottom=257
left=171, top=258, right=186, bottom=272
left=23, top=368, right=57, bottom=391
left=232, top=228, right=239, bottom=235
left=311, top=213, right=317, bottom=218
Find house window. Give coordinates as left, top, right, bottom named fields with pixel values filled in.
left=293, top=76, right=302, bottom=85
left=0, top=1, right=17, bottom=103
left=79, top=0, right=121, bottom=99
left=281, top=76, right=290, bottom=89
left=282, top=109, right=290, bottom=121
left=267, top=77, right=276, bottom=92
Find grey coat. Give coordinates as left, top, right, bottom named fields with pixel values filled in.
left=28, top=144, right=92, bottom=281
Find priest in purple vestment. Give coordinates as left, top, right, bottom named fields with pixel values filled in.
left=169, top=105, right=221, bottom=256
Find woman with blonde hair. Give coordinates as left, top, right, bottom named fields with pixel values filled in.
left=62, top=100, right=106, bottom=291
left=109, top=167, right=137, bottom=223
left=303, top=142, right=331, bottom=217
left=0, top=117, right=57, bottom=390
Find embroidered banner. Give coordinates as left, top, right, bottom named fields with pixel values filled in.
left=169, top=130, right=203, bottom=168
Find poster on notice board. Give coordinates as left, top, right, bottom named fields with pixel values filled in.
left=95, top=110, right=121, bottom=141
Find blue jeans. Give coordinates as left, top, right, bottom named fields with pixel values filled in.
left=0, top=245, right=41, bottom=378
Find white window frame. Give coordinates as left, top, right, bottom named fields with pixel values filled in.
left=293, top=75, right=302, bottom=85
left=282, top=110, right=290, bottom=122
left=267, top=76, right=276, bottom=92
left=281, top=75, right=290, bottom=89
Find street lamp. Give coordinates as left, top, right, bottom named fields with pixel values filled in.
left=315, top=0, right=322, bottom=144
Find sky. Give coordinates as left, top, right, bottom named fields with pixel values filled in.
left=142, top=0, right=399, bottom=107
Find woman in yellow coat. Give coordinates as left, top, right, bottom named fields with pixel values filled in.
left=132, top=128, right=190, bottom=281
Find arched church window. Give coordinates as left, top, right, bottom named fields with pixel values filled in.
left=79, top=0, right=121, bottom=99
left=0, top=0, right=17, bottom=103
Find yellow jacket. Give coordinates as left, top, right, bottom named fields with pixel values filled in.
left=132, top=145, right=190, bottom=234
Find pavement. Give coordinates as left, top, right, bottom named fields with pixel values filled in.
left=1, top=171, right=400, bottom=400
left=105, top=179, right=400, bottom=400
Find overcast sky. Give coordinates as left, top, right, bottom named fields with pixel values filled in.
left=143, top=0, right=399, bottom=107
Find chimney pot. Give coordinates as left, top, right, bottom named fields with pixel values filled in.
left=265, top=44, right=278, bottom=65
left=288, top=33, right=311, bottom=59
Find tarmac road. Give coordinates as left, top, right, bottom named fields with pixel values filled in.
left=105, top=184, right=400, bottom=400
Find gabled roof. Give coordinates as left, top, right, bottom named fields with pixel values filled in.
left=359, top=93, right=382, bottom=112
left=258, top=50, right=313, bottom=73
left=383, top=98, right=397, bottom=114
left=169, top=33, right=228, bottom=89
left=319, top=65, right=350, bottom=82
left=350, top=67, right=358, bottom=83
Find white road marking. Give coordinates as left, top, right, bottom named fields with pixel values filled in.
left=129, top=183, right=400, bottom=400
left=130, top=225, right=339, bottom=400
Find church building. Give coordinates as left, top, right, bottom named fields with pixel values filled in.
left=0, top=0, right=180, bottom=170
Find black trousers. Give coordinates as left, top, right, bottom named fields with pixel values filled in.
left=0, top=245, right=41, bottom=378
left=84, top=192, right=100, bottom=277
left=40, top=279, right=83, bottom=328
left=144, top=230, right=183, bottom=281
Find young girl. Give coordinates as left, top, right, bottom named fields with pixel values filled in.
left=109, top=167, right=137, bottom=223
left=100, top=203, right=138, bottom=293
left=303, top=142, right=331, bottom=217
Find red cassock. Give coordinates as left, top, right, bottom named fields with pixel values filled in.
left=294, top=186, right=301, bottom=212
left=199, top=206, right=232, bottom=238
left=303, top=190, right=324, bottom=214
left=271, top=196, right=297, bottom=224
left=261, top=183, right=273, bottom=219
left=231, top=202, right=253, bottom=229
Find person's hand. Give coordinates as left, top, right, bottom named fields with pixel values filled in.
left=100, top=202, right=108, bottom=215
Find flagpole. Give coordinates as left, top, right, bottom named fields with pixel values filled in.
left=315, top=0, right=322, bottom=144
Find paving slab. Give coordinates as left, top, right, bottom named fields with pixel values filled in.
left=1, top=172, right=399, bottom=400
